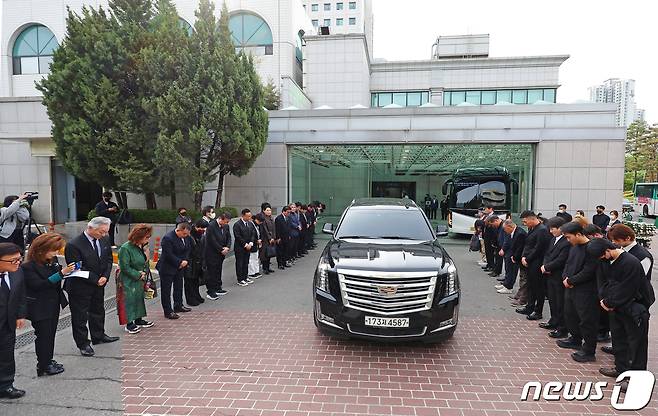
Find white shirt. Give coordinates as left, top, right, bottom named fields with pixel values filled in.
left=623, top=241, right=652, bottom=276
left=554, top=235, right=563, bottom=245
left=1, top=272, right=9, bottom=290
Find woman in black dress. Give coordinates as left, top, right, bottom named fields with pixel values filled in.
left=22, top=233, right=75, bottom=376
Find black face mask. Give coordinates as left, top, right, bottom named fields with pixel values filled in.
left=104, top=198, right=111, bottom=203
left=180, top=212, right=187, bottom=217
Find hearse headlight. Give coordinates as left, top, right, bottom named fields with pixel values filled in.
left=316, top=257, right=331, bottom=292
left=445, top=263, right=458, bottom=296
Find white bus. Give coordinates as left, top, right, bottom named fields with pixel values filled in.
left=442, top=167, right=518, bottom=235
left=635, top=182, right=658, bottom=217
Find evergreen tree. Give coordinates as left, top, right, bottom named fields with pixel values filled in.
left=262, top=79, right=281, bottom=110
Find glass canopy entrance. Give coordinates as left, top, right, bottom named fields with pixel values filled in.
left=289, top=143, right=535, bottom=217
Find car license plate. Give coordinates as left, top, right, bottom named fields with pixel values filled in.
left=365, top=316, right=409, bottom=328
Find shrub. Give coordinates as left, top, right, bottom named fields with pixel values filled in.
left=87, top=206, right=239, bottom=224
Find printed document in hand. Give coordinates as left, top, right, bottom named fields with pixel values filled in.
left=67, top=270, right=90, bottom=279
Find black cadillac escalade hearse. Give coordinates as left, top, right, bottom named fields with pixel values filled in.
left=313, top=198, right=460, bottom=342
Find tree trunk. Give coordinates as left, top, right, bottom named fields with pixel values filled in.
left=114, top=191, right=125, bottom=209
left=169, top=179, right=177, bottom=210
left=145, top=192, right=157, bottom=210
left=194, top=191, right=204, bottom=212
left=214, top=172, right=225, bottom=208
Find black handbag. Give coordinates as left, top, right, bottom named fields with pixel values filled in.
left=265, top=244, right=277, bottom=258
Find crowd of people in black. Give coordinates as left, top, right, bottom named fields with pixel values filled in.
left=0, top=199, right=323, bottom=399
left=474, top=204, right=654, bottom=390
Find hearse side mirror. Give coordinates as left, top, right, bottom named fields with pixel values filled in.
left=322, top=223, right=334, bottom=235
left=435, top=224, right=449, bottom=237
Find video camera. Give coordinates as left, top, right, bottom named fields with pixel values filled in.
left=24, top=191, right=39, bottom=205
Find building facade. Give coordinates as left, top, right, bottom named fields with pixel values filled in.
left=0, top=0, right=625, bottom=224
left=588, top=78, right=644, bottom=127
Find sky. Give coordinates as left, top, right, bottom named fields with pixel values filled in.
left=371, top=0, right=657, bottom=123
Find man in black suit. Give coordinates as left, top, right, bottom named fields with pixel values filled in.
left=204, top=212, right=232, bottom=300
left=592, top=205, right=610, bottom=232
left=64, top=217, right=118, bottom=357
left=0, top=243, right=27, bottom=399
left=275, top=206, right=291, bottom=270
left=156, top=222, right=192, bottom=319
left=517, top=211, right=552, bottom=320
left=234, top=209, right=257, bottom=287
left=481, top=206, right=496, bottom=271
left=495, top=219, right=526, bottom=294
left=540, top=217, right=571, bottom=338
left=556, top=204, right=572, bottom=223
left=94, top=192, right=119, bottom=247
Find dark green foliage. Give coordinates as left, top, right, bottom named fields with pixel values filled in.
left=39, top=0, right=268, bottom=211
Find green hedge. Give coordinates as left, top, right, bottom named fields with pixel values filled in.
left=87, top=207, right=239, bottom=224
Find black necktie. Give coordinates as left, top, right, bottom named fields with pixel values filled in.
left=92, top=238, right=100, bottom=258
left=1, top=274, right=9, bottom=295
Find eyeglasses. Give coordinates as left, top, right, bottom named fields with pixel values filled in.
left=0, top=256, right=23, bottom=265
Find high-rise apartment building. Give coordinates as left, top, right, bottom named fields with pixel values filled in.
left=301, top=0, right=373, bottom=55
left=588, top=78, right=642, bottom=127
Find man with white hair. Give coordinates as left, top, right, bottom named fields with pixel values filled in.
left=64, top=217, right=118, bottom=357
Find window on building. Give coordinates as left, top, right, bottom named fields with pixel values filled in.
left=543, top=88, right=556, bottom=103
left=324, top=3, right=331, bottom=10
left=336, top=18, right=344, bottom=26
left=527, top=89, right=543, bottom=104
left=349, top=17, right=356, bottom=25
left=312, top=19, right=319, bottom=27
left=496, top=90, right=512, bottom=103
left=337, top=2, right=344, bottom=10
left=12, top=24, right=59, bottom=75
left=312, top=3, right=319, bottom=11
left=324, top=19, right=331, bottom=26
left=407, top=92, right=421, bottom=107
left=481, top=91, right=496, bottom=105
left=466, top=90, right=481, bottom=105
left=228, top=12, right=274, bottom=55
left=512, top=89, right=527, bottom=104
left=295, top=31, right=303, bottom=63
left=349, top=1, right=357, bottom=9
left=450, top=91, right=466, bottom=105
left=371, top=91, right=430, bottom=108
left=178, top=18, right=193, bottom=36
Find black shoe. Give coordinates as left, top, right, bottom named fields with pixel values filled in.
left=496, top=277, right=506, bottom=282
left=599, top=367, right=620, bottom=378
left=135, top=319, right=155, bottom=328
left=601, top=345, right=614, bottom=355
left=515, top=307, right=532, bottom=315
left=218, top=289, right=229, bottom=296
left=538, top=322, right=557, bottom=330
left=264, top=270, right=271, bottom=275
left=79, top=344, right=95, bottom=356
left=174, top=306, right=191, bottom=313
left=92, top=335, right=119, bottom=345
left=571, top=350, right=596, bottom=363
left=488, top=272, right=500, bottom=277
left=165, top=312, right=180, bottom=319
left=278, top=266, right=285, bottom=270
left=556, top=337, right=582, bottom=350
left=526, top=312, right=543, bottom=321
left=37, top=362, right=65, bottom=377
left=0, top=386, right=26, bottom=399
left=597, top=332, right=611, bottom=342
left=548, top=330, right=569, bottom=339
left=206, top=292, right=220, bottom=301
left=50, top=360, right=64, bottom=370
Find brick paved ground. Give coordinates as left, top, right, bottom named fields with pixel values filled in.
left=122, top=309, right=658, bottom=416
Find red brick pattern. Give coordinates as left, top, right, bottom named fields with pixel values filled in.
left=122, top=310, right=658, bottom=415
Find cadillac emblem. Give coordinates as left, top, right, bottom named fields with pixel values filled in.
left=377, top=286, right=398, bottom=296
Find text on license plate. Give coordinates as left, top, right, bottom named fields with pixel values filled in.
left=365, top=316, right=409, bottom=328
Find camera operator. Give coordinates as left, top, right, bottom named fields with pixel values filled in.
left=95, top=192, right=119, bottom=247
left=0, top=194, right=30, bottom=251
